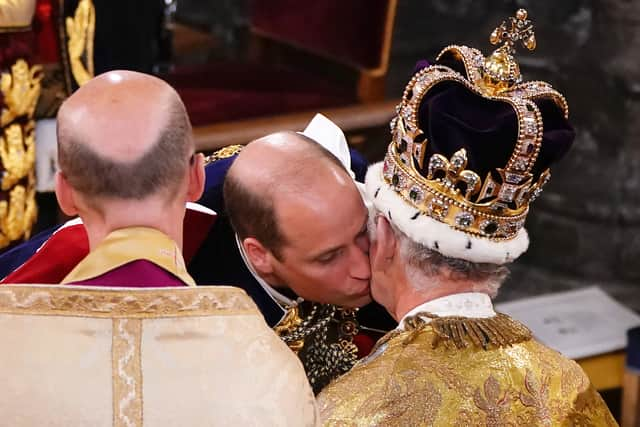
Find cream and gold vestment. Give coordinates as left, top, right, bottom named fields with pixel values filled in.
left=318, top=293, right=616, bottom=426
left=0, top=285, right=318, bottom=426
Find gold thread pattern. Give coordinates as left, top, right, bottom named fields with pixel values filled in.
left=518, top=370, right=551, bottom=422
left=278, top=303, right=360, bottom=393
left=0, top=285, right=259, bottom=318
left=402, top=312, right=532, bottom=351
left=274, top=306, right=304, bottom=354
left=66, top=0, right=95, bottom=86
left=112, top=318, right=143, bottom=427
left=318, top=315, right=617, bottom=426
left=204, top=144, right=244, bottom=165
left=473, top=374, right=511, bottom=426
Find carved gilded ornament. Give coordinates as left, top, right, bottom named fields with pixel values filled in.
left=0, top=122, right=35, bottom=190
left=0, top=182, right=36, bottom=247
left=66, top=0, right=95, bottom=87
left=0, top=59, right=42, bottom=127
left=0, top=59, right=41, bottom=249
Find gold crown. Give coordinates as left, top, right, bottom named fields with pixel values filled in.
left=383, top=9, right=569, bottom=241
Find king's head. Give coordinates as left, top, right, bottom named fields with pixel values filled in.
left=367, top=9, right=575, bottom=265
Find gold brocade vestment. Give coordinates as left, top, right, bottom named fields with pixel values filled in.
left=318, top=311, right=617, bottom=426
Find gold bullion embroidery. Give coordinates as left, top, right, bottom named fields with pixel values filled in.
left=0, top=286, right=259, bottom=318
left=112, top=318, right=142, bottom=427
left=204, top=144, right=244, bottom=165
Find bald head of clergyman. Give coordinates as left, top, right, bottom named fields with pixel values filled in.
left=55, top=70, right=205, bottom=250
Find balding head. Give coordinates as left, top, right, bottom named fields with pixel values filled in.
left=57, top=70, right=194, bottom=201
left=224, top=131, right=371, bottom=306
left=230, top=131, right=347, bottom=198
left=224, top=131, right=352, bottom=256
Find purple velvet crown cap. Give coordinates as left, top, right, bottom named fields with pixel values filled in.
left=413, top=59, right=431, bottom=74
left=409, top=58, right=575, bottom=183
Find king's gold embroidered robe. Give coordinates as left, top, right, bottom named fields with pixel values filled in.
left=318, top=314, right=617, bottom=426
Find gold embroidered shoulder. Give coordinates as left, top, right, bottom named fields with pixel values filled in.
left=318, top=313, right=617, bottom=427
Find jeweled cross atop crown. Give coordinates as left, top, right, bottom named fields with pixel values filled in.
left=490, top=8, right=536, bottom=53
left=381, top=8, right=570, bottom=245
left=482, top=9, right=536, bottom=95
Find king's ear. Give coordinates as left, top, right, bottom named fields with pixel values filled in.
left=370, top=216, right=396, bottom=271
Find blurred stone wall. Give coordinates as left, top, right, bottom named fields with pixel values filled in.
left=387, top=0, right=640, bottom=308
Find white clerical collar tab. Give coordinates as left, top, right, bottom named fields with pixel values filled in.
left=399, top=292, right=496, bottom=331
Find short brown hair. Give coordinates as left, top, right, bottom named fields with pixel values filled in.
left=223, top=132, right=346, bottom=259
left=58, top=98, right=192, bottom=199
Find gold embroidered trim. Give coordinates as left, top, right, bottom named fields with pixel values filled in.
left=404, top=312, right=531, bottom=350
left=112, top=319, right=143, bottom=427
left=274, top=306, right=304, bottom=354
left=204, top=144, right=243, bottom=165
left=0, top=285, right=259, bottom=318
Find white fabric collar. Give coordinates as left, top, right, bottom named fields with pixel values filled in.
left=235, top=234, right=301, bottom=308
left=398, top=292, right=496, bottom=331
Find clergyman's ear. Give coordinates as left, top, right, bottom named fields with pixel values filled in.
left=54, top=171, right=79, bottom=216
left=187, top=152, right=205, bottom=202
left=243, top=237, right=275, bottom=276
left=370, top=215, right=396, bottom=272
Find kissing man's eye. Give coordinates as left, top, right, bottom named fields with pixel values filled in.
left=317, top=249, right=342, bottom=264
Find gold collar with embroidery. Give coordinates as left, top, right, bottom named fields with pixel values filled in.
left=61, top=227, right=196, bottom=286
left=374, top=312, right=531, bottom=354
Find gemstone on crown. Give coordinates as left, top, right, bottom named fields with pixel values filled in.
left=378, top=9, right=566, bottom=242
